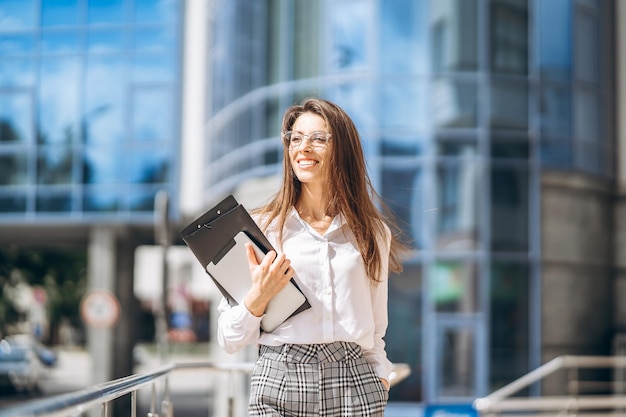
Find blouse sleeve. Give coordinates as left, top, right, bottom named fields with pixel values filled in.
left=216, top=297, right=263, bottom=354
left=362, top=224, right=394, bottom=380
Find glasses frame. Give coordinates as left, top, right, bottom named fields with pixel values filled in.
left=282, top=131, right=332, bottom=151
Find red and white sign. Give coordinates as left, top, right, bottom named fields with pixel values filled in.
left=80, top=289, right=121, bottom=328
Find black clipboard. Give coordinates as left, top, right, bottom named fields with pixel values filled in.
left=180, top=195, right=311, bottom=332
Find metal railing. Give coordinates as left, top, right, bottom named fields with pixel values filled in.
left=473, top=355, right=626, bottom=417
left=0, top=361, right=411, bottom=417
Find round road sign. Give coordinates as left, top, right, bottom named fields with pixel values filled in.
left=80, top=289, right=121, bottom=328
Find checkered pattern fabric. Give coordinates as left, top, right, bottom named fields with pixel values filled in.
left=249, top=341, right=389, bottom=416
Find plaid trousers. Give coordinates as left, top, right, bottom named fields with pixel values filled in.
left=249, top=341, right=389, bottom=416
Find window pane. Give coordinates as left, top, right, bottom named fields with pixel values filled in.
left=490, top=0, right=528, bottom=75
left=132, top=89, right=172, bottom=141
left=381, top=163, right=423, bottom=249
left=537, top=0, right=571, bottom=81
left=431, top=0, right=478, bottom=73
left=127, top=187, right=157, bottom=211
left=88, top=29, right=125, bottom=53
left=0, top=92, right=33, bottom=143
left=0, top=58, right=35, bottom=87
left=540, top=84, right=571, bottom=137
left=134, top=0, right=177, bottom=24
left=382, top=80, right=428, bottom=131
left=329, top=0, right=369, bottom=71
left=293, top=0, right=320, bottom=79
left=574, top=9, right=598, bottom=83
left=490, top=80, right=528, bottom=129
left=430, top=261, right=478, bottom=313
left=84, top=56, right=124, bottom=145
left=0, top=0, right=37, bottom=31
left=387, top=261, right=423, bottom=402
left=432, top=79, right=478, bottom=128
left=83, top=187, right=121, bottom=211
left=0, top=192, right=27, bottom=212
left=133, top=27, right=174, bottom=52
left=42, top=0, right=79, bottom=27
left=41, top=30, right=80, bottom=53
left=37, top=147, right=73, bottom=185
left=491, top=141, right=530, bottom=159
left=133, top=53, right=175, bottom=83
left=490, top=165, right=529, bottom=251
left=380, top=0, right=428, bottom=75
left=541, top=138, right=571, bottom=167
left=126, top=147, right=169, bottom=184
left=0, top=34, right=36, bottom=54
left=38, top=57, right=81, bottom=144
left=438, top=327, right=476, bottom=396
left=490, top=261, right=529, bottom=391
left=36, top=191, right=72, bottom=212
left=88, top=0, right=124, bottom=24
left=83, top=146, right=122, bottom=184
left=0, top=152, right=28, bottom=185
left=435, top=159, right=479, bottom=250
left=574, top=89, right=599, bottom=142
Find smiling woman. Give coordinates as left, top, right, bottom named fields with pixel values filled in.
left=216, top=98, right=409, bottom=417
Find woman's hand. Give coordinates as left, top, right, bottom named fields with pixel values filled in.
left=380, top=378, right=390, bottom=391
left=243, top=243, right=294, bottom=317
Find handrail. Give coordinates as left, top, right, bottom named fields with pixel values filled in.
left=0, top=361, right=411, bottom=417
left=473, top=355, right=626, bottom=415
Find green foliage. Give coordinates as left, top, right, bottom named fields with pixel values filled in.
left=0, top=245, right=87, bottom=340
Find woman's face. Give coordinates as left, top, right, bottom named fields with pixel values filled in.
left=288, top=112, right=331, bottom=187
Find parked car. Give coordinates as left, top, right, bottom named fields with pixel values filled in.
left=5, top=334, right=57, bottom=367
left=0, top=338, right=45, bottom=394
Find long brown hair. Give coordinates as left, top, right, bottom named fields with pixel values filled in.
left=255, top=98, right=406, bottom=282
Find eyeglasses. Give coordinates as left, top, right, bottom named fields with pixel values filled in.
left=282, top=131, right=331, bottom=151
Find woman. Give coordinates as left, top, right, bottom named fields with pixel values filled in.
left=217, top=98, right=406, bottom=416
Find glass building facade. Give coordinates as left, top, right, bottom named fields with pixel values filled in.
left=0, top=0, right=182, bottom=222
left=205, top=0, right=615, bottom=403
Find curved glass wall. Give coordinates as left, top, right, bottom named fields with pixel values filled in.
left=206, top=0, right=612, bottom=404
left=0, top=0, right=182, bottom=222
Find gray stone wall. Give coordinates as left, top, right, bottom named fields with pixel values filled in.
left=541, top=172, right=615, bottom=394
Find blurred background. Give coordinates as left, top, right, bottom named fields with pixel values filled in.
left=0, top=0, right=624, bottom=414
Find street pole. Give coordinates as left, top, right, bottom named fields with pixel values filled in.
left=154, top=190, right=170, bottom=363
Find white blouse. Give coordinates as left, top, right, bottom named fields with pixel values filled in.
left=216, top=207, right=393, bottom=379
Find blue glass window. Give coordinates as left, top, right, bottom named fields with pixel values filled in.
left=0, top=192, right=27, bottom=212
left=36, top=191, right=72, bottom=212
left=490, top=80, right=528, bottom=130
left=84, top=56, right=125, bottom=144
left=490, top=261, right=530, bottom=390
left=132, top=88, right=173, bottom=141
left=83, top=146, right=122, bottom=184
left=133, top=53, right=175, bottom=83
left=0, top=151, right=28, bottom=185
left=83, top=186, right=121, bottom=211
left=126, top=147, right=169, bottom=184
left=0, top=92, right=33, bottom=143
left=37, top=147, right=73, bottom=184
left=41, top=30, right=80, bottom=53
left=429, top=261, right=479, bottom=313
left=380, top=0, right=428, bottom=75
left=0, top=0, right=37, bottom=31
left=134, top=27, right=174, bottom=52
left=329, top=0, right=369, bottom=71
left=0, top=58, right=35, bottom=87
left=88, top=0, right=124, bottom=25
left=490, top=165, right=529, bottom=252
left=38, top=57, right=81, bottom=144
left=134, top=0, right=176, bottom=24
left=431, top=79, right=478, bottom=128
left=537, top=0, right=571, bottom=80
left=41, top=0, right=79, bottom=27
left=87, top=29, right=125, bottom=53
left=436, top=157, right=480, bottom=251
left=381, top=162, right=423, bottom=249
left=382, top=80, right=428, bottom=132
left=0, top=34, right=36, bottom=54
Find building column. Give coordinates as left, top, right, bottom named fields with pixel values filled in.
left=614, top=0, right=626, bottom=341
left=87, top=227, right=116, bottom=385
